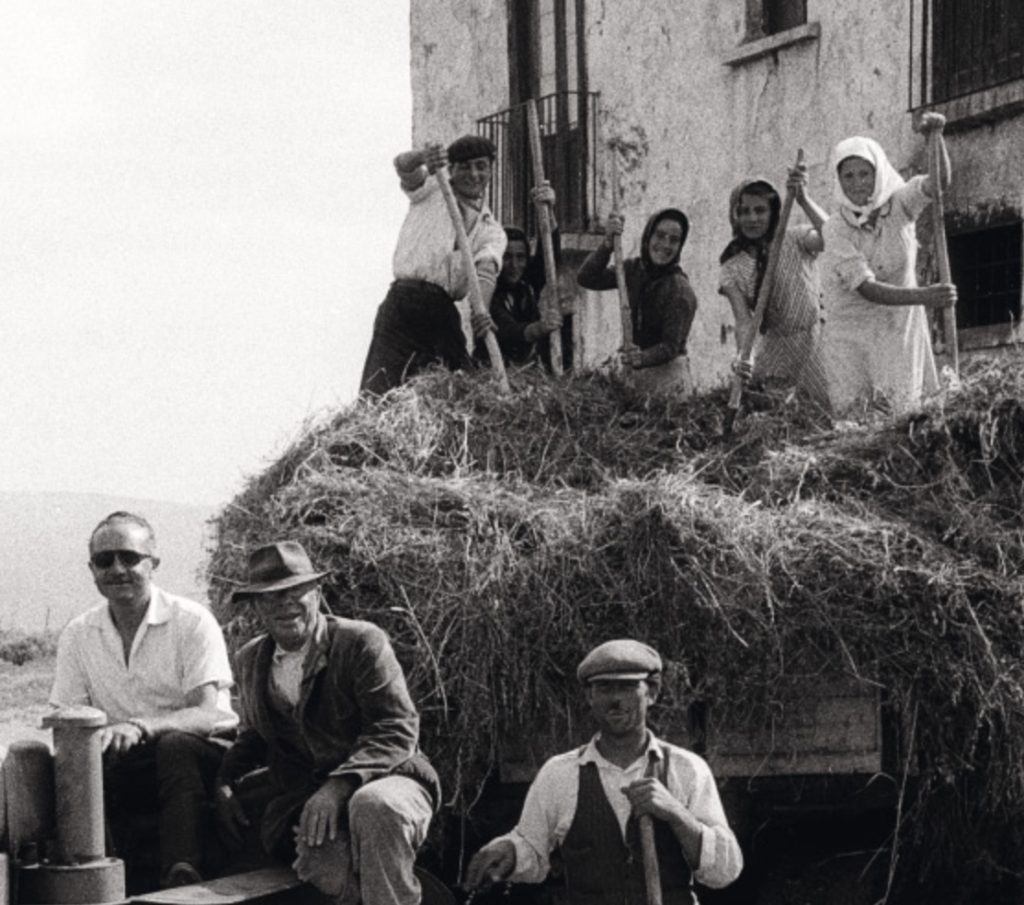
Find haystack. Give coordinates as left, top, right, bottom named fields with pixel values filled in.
left=206, top=358, right=1024, bottom=901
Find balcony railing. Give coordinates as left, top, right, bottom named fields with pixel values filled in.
left=910, top=0, right=1024, bottom=107
left=477, top=91, right=600, bottom=235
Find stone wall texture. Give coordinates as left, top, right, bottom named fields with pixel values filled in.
left=410, top=0, right=1024, bottom=386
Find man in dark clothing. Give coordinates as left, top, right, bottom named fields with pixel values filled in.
left=214, top=541, right=440, bottom=905
left=463, top=640, right=742, bottom=905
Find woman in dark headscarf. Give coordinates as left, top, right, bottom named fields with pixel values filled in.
left=718, top=163, right=829, bottom=407
left=576, top=207, right=697, bottom=395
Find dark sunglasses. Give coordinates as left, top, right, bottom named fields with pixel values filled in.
left=90, top=550, right=153, bottom=569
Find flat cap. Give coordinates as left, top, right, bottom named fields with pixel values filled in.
left=577, top=639, right=662, bottom=683
left=447, top=134, right=496, bottom=163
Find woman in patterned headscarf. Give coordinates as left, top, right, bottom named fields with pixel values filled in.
left=718, top=161, right=829, bottom=408
left=820, top=114, right=956, bottom=416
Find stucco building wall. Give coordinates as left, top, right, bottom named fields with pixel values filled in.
left=409, top=0, right=1024, bottom=386
left=409, top=2, right=508, bottom=147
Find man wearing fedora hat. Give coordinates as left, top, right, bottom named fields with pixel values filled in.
left=359, top=134, right=507, bottom=395
left=464, top=639, right=742, bottom=905
left=214, top=540, right=440, bottom=905
left=50, top=511, right=238, bottom=889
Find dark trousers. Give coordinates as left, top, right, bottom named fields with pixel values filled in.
left=359, top=280, right=470, bottom=395
left=104, top=730, right=229, bottom=885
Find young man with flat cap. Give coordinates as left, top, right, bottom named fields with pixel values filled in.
left=214, top=540, right=440, bottom=905
left=359, top=134, right=507, bottom=395
left=465, top=639, right=742, bottom=905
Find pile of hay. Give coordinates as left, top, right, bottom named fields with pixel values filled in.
left=207, top=358, right=1024, bottom=901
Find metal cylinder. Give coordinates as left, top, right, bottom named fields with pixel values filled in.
left=2, top=740, right=55, bottom=862
left=41, top=708, right=107, bottom=865
left=16, top=860, right=125, bottom=905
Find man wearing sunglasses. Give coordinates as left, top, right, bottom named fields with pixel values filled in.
left=50, top=511, right=238, bottom=890
left=213, top=540, right=439, bottom=905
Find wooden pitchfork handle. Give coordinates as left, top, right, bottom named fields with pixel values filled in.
left=726, top=148, right=804, bottom=424
left=610, top=151, right=633, bottom=353
left=638, top=752, right=663, bottom=905
left=435, top=165, right=511, bottom=395
left=525, top=99, right=564, bottom=376
left=928, top=128, right=959, bottom=376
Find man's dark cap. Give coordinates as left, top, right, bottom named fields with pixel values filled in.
left=447, top=134, right=496, bottom=163
left=577, top=639, right=663, bottom=683
left=231, top=541, right=329, bottom=602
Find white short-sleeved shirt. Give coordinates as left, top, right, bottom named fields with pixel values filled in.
left=50, top=585, right=238, bottom=728
left=821, top=175, right=931, bottom=326
left=391, top=175, right=506, bottom=297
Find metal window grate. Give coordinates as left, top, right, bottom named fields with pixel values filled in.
left=477, top=91, right=600, bottom=235
left=948, top=221, right=1023, bottom=330
left=912, top=0, right=1024, bottom=106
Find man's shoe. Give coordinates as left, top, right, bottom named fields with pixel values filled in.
left=164, top=862, right=202, bottom=888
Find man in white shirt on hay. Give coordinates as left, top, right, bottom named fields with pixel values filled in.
left=359, top=134, right=507, bottom=395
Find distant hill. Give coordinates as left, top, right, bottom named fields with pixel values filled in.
left=0, top=492, right=216, bottom=632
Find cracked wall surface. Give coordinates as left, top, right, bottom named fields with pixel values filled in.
left=410, top=0, right=1024, bottom=385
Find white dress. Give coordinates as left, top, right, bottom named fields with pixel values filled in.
left=821, top=175, right=939, bottom=415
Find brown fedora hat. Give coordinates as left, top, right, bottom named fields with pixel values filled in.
left=232, top=540, right=330, bottom=601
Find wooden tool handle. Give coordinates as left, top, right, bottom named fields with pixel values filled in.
left=727, top=148, right=804, bottom=412
left=639, top=755, right=663, bottom=905
left=928, top=129, right=959, bottom=376
left=638, top=816, right=662, bottom=905
left=610, top=151, right=633, bottom=351
left=526, top=100, right=564, bottom=376
left=435, top=165, right=511, bottom=395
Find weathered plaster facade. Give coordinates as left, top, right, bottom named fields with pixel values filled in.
left=410, top=0, right=1024, bottom=386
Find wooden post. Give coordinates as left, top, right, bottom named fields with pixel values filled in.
left=526, top=99, right=564, bottom=375
left=610, top=150, right=633, bottom=352
left=929, top=130, right=959, bottom=376
left=435, top=165, right=512, bottom=395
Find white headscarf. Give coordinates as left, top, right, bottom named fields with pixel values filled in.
left=831, top=136, right=905, bottom=226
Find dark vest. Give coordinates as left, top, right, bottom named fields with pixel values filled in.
left=559, top=751, right=695, bottom=905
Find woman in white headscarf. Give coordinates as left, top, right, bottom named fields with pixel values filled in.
left=820, top=112, right=956, bottom=416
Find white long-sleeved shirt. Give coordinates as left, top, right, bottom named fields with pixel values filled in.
left=391, top=174, right=505, bottom=299
left=499, top=733, right=743, bottom=890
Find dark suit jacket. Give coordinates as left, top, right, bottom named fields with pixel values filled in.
left=218, top=613, right=440, bottom=853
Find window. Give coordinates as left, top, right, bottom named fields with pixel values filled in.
left=725, top=0, right=818, bottom=66
left=480, top=0, right=596, bottom=233
left=917, top=0, right=1024, bottom=105
left=948, top=220, right=1022, bottom=331
left=508, top=0, right=585, bottom=103
left=746, top=0, right=806, bottom=39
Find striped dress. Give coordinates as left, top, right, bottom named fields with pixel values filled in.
left=719, top=226, right=829, bottom=408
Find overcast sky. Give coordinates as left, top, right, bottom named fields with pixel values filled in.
left=0, top=2, right=412, bottom=506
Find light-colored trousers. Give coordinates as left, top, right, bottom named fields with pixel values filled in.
left=293, top=776, right=434, bottom=905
